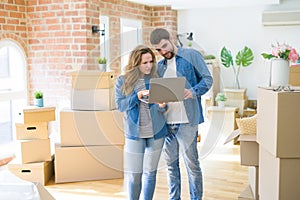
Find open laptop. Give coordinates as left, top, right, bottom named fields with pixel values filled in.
left=140, top=77, right=186, bottom=104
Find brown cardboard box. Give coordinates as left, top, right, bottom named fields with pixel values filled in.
left=238, top=185, right=256, bottom=200
left=17, top=106, right=56, bottom=123
left=15, top=122, right=48, bottom=140
left=289, top=65, right=300, bottom=86
left=55, top=145, right=124, bottom=183
left=60, top=109, right=124, bottom=146
left=16, top=139, right=52, bottom=164
left=238, top=135, right=259, bottom=166
left=35, top=182, right=55, bottom=200
left=207, top=106, right=239, bottom=138
left=8, top=158, right=54, bottom=186
left=259, top=146, right=300, bottom=200
left=248, top=166, right=259, bottom=200
left=257, top=87, right=300, bottom=158
left=70, top=70, right=115, bottom=90
left=71, top=88, right=116, bottom=111
left=224, top=88, right=247, bottom=100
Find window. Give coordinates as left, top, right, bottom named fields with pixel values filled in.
left=0, top=39, right=27, bottom=143
left=100, top=16, right=110, bottom=67
left=120, top=18, right=142, bottom=72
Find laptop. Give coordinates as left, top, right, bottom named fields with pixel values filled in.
left=140, top=77, right=186, bottom=104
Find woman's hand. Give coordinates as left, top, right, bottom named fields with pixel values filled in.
left=158, top=102, right=167, bottom=108
left=137, top=90, right=149, bottom=99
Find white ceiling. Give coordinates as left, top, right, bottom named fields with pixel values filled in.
left=126, top=0, right=281, bottom=10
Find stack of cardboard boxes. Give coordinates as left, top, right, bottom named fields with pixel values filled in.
left=223, top=88, right=248, bottom=117
left=257, top=87, right=300, bottom=200
left=55, top=70, right=124, bottom=183
left=8, top=106, right=56, bottom=185
left=237, top=134, right=259, bottom=200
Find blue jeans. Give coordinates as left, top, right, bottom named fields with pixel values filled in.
left=124, top=137, right=164, bottom=200
left=164, top=123, right=203, bottom=200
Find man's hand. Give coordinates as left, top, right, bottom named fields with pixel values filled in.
left=184, top=89, right=193, bottom=99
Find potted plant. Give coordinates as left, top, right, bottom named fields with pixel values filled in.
left=33, top=90, right=44, bottom=107
left=97, top=57, right=107, bottom=72
left=261, top=42, right=299, bottom=87
left=220, top=46, right=254, bottom=89
left=215, top=92, right=227, bottom=107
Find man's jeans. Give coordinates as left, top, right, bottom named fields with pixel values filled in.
left=164, top=123, right=203, bottom=200
left=124, top=137, right=164, bottom=200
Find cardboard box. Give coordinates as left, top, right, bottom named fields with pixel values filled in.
left=15, top=122, right=48, bottom=140
left=16, top=139, right=52, bottom=164
left=248, top=166, right=259, bottom=200
left=257, top=87, right=300, bottom=158
left=223, top=88, right=247, bottom=100
left=60, top=109, right=124, bottom=146
left=8, top=158, right=54, bottom=186
left=289, top=65, right=300, bottom=86
left=259, top=146, right=300, bottom=200
left=17, top=106, right=56, bottom=123
left=224, top=98, right=248, bottom=116
left=55, top=145, right=124, bottom=183
left=238, top=135, right=259, bottom=166
left=70, top=70, right=115, bottom=90
left=71, top=88, right=116, bottom=111
left=207, top=106, right=239, bottom=138
left=238, top=185, right=255, bottom=200
left=0, top=168, right=55, bottom=200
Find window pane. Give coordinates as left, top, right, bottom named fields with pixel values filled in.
left=0, top=101, right=12, bottom=143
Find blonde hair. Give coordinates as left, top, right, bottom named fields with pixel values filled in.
left=122, top=45, right=158, bottom=96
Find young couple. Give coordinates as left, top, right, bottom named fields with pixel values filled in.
left=115, top=28, right=213, bottom=200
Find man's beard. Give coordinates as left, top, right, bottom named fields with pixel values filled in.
left=163, top=51, right=175, bottom=60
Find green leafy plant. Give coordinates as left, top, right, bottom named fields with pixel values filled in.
left=33, top=90, right=43, bottom=99
left=97, top=57, right=107, bottom=64
left=220, top=46, right=254, bottom=89
left=215, top=93, right=227, bottom=102
left=203, top=54, right=216, bottom=60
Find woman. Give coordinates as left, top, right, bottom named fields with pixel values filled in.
left=115, top=45, right=168, bottom=200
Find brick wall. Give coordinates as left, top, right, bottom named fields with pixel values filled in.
left=0, top=0, right=177, bottom=107
left=0, top=0, right=28, bottom=59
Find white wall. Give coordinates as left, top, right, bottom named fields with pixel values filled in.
left=178, top=0, right=300, bottom=99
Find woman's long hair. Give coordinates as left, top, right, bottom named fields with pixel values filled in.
left=121, top=45, right=158, bottom=96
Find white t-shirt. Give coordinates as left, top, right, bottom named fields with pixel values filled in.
left=164, top=57, right=189, bottom=124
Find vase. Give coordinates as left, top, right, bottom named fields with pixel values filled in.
left=270, top=59, right=290, bottom=87
left=217, top=101, right=225, bottom=108
left=233, top=74, right=240, bottom=89
left=98, top=64, right=106, bottom=72
left=34, top=98, right=44, bottom=107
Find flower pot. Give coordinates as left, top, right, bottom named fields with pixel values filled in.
left=34, top=98, right=44, bottom=107
left=98, top=64, right=106, bottom=72
left=270, top=59, right=290, bottom=87
left=217, top=101, right=225, bottom=108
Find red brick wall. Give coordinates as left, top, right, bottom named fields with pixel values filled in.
left=0, top=1, right=28, bottom=58
left=0, top=0, right=177, bottom=107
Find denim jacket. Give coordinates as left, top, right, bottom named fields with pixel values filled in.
left=115, top=75, right=168, bottom=140
left=157, top=47, right=213, bottom=125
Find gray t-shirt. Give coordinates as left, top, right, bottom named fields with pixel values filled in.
left=136, top=79, right=154, bottom=138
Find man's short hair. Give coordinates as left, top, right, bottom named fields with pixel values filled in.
left=150, top=28, right=170, bottom=45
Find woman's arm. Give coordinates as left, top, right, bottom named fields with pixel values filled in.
left=115, top=76, right=139, bottom=112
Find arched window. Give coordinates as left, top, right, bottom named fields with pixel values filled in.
left=0, top=39, right=27, bottom=143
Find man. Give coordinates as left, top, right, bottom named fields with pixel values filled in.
left=150, top=28, right=213, bottom=200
